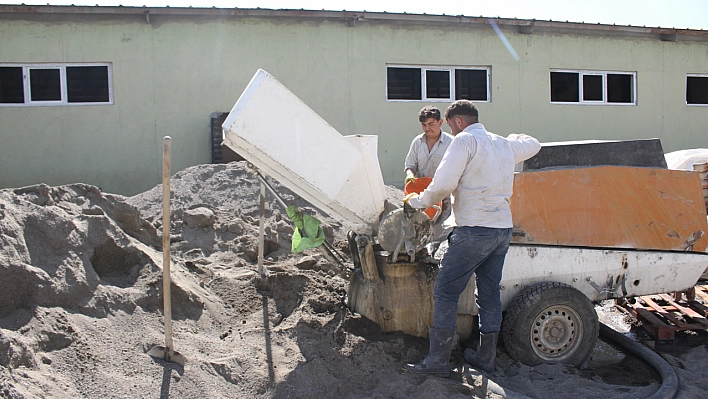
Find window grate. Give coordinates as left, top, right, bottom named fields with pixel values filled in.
left=687, top=76, right=708, bottom=105
left=0, top=63, right=113, bottom=107
left=386, top=65, right=490, bottom=102
left=551, top=70, right=635, bottom=105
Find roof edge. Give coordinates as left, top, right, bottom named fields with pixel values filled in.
left=0, top=4, right=706, bottom=39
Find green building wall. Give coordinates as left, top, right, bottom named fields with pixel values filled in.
left=1, top=9, right=706, bottom=195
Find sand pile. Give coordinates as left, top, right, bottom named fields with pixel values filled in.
left=1, top=162, right=708, bottom=399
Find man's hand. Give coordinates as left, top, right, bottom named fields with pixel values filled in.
left=404, top=170, right=416, bottom=186
left=403, top=192, right=418, bottom=205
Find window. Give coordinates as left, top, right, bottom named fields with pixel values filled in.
left=550, top=70, right=635, bottom=105
left=455, top=69, right=489, bottom=102
left=425, top=70, right=450, bottom=99
left=30, top=68, right=62, bottom=101
left=551, top=72, right=579, bottom=102
left=387, top=67, right=421, bottom=100
left=67, top=66, right=110, bottom=103
left=386, top=65, right=490, bottom=102
left=0, top=63, right=112, bottom=106
left=0, top=67, right=24, bottom=103
left=687, top=75, right=708, bottom=105
left=582, top=74, right=603, bottom=101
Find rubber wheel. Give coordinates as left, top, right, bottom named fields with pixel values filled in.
left=501, top=282, right=599, bottom=367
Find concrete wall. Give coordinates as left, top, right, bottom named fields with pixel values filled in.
left=1, top=11, right=707, bottom=195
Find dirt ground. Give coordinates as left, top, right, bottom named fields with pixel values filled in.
left=2, top=162, right=708, bottom=399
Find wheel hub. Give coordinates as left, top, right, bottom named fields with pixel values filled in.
left=548, top=323, right=564, bottom=340
left=531, top=305, right=584, bottom=361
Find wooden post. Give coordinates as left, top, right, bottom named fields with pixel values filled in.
left=258, top=182, right=266, bottom=276
left=162, top=136, right=174, bottom=359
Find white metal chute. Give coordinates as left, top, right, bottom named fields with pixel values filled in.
left=222, top=69, right=386, bottom=234
left=342, top=134, right=388, bottom=219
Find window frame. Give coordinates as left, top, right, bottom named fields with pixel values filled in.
left=581, top=73, right=605, bottom=103
left=423, top=68, right=453, bottom=101
left=550, top=69, right=636, bottom=106
left=686, top=74, right=708, bottom=107
left=385, top=64, right=491, bottom=103
left=0, top=63, right=113, bottom=107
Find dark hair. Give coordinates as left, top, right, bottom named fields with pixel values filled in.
left=418, top=106, right=442, bottom=122
left=444, top=100, right=479, bottom=123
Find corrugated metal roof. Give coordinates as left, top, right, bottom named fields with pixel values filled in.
left=0, top=4, right=705, bottom=40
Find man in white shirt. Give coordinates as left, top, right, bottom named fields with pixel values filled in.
left=403, top=100, right=541, bottom=377
left=404, top=106, right=454, bottom=184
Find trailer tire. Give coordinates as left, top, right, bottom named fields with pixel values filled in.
left=501, top=282, right=598, bottom=367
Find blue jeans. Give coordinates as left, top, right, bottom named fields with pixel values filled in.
left=433, top=226, right=512, bottom=334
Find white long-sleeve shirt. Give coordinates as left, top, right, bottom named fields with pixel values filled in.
left=404, top=131, right=454, bottom=178
left=408, top=123, right=541, bottom=228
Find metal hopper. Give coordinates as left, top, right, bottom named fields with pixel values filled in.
left=222, top=69, right=386, bottom=235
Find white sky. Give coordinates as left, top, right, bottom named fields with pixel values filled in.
left=10, top=0, right=708, bottom=30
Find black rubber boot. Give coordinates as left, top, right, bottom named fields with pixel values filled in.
left=463, top=332, right=499, bottom=373
left=403, top=327, right=456, bottom=377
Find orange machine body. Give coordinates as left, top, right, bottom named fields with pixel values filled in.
left=510, top=166, right=708, bottom=252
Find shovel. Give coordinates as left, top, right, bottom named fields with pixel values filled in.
left=148, top=136, right=186, bottom=366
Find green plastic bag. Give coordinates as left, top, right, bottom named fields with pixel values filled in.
left=286, top=205, right=326, bottom=253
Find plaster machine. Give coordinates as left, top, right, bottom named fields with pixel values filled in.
left=222, top=69, right=708, bottom=366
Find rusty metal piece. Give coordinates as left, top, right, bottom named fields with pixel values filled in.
left=355, top=235, right=379, bottom=282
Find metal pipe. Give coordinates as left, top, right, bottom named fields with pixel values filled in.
left=252, top=168, right=288, bottom=210
left=250, top=165, right=347, bottom=267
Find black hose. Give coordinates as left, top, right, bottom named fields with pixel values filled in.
left=599, top=322, right=679, bottom=399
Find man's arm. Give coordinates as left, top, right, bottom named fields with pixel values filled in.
left=403, top=138, right=419, bottom=177
left=408, top=137, right=471, bottom=208
left=507, top=133, right=541, bottom=163
left=404, top=138, right=421, bottom=184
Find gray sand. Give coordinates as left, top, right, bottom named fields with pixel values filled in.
left=1, top=162, right=707, bottom=398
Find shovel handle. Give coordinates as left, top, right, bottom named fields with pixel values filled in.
left=162, top=137, right=173, bottom=355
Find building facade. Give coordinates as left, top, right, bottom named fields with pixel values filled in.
left=1, top=5, right=707, bottom=195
